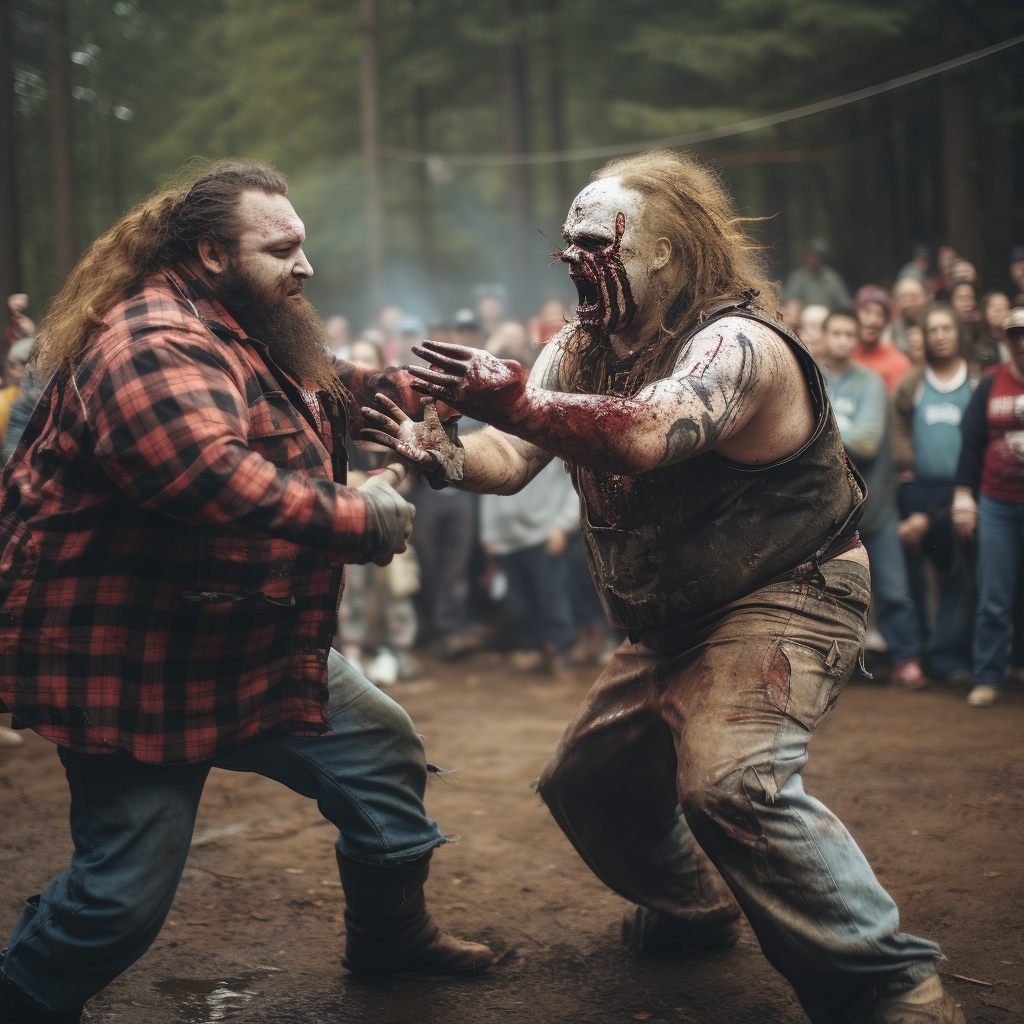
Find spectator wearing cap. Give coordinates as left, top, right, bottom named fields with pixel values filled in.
left=852, top=285, right=912, bottom=394
left=893, top=302, right=977, bottom=684
left=953, top=306, right=1024, bottom=706
left=1008, top=245, right=1024, bottom=308
left=882, top=276, right=930, bottom=357
left=896, top=243, right=930, bottom=284
left=782, top=240, right=852, bottom=310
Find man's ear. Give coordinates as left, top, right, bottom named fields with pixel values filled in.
left=648, top=237, right=672, bottom=273
left=197, top=236, right=230, bottom=277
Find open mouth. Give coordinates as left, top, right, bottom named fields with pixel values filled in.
left=571, top=273, right=602, bottom=320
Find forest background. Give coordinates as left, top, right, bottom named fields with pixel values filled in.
left=2, top=0, right=1023, bottom=326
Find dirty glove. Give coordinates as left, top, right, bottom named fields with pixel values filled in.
left=357, top=472, right=416, bottom=566
left=360, top=394, right=465, bottom=490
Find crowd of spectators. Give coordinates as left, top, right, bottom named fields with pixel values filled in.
left=3, top=239, right=1023, bottom=714
left=320, top=287, right=618, bottom=688
left=784, top=240, right=1024, bottom=707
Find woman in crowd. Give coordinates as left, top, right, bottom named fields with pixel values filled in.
left=953, top=307, right=1024, bottom=706
left=893, top=303, right=976, bottom=683
left=969, top=291, right=1012, bottom=372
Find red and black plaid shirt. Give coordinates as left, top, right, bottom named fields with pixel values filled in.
left=0, top=264, right=418, bottom=763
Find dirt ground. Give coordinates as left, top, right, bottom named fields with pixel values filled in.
left=1, top=656, right=1022, bottom=1024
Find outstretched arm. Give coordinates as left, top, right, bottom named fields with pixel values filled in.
left=406, top=320, right=772, bottom=475
left=334, top=359, right=456, bottom=435
left=359, top=342, right=561, bottom=494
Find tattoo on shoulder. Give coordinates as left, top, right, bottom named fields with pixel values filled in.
left=658, top=319, right=769, bottom=466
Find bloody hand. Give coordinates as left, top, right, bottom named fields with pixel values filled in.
left=408, top=340, right=528, bottom=425
left=360, top=394, right=465, bottom=489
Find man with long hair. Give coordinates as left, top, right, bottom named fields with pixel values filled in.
left=0, top=162, right=492, bottom=1024
left=363, top=151, right=959, bottom=1023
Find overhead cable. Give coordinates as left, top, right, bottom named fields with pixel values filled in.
left=380, top=33, right=1024, bottom=167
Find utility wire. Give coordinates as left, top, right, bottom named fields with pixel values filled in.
left=381, top=33, right=1024, bottom=167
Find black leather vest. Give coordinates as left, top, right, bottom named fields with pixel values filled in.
left=573, top=301, right=865, bottom=632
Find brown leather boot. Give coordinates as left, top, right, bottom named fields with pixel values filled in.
left=336, top=851, right=495, bottom=976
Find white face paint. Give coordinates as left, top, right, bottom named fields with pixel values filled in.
left=560, top=177, right=649, bottom=334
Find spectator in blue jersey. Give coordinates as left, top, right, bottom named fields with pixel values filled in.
left=893, top=303, right=976, bottom=683
left=818, top=310, right=924, bottom=687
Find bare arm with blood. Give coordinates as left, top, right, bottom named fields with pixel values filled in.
left=404, top=316, right=815, bottom=476
left=360, top=341, right=559, bottom=494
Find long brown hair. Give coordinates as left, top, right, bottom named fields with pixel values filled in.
left=560, top=149, right=777, bottom=395
left=33, top=161, right=288, bottom=380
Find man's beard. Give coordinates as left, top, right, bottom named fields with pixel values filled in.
left=217, top=264, right=344, bottom=398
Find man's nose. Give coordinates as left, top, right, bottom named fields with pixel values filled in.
left=294, top=249, right=313, bottom=278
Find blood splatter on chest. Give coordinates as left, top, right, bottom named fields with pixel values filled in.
left=579, top=467, right=636, bottom=527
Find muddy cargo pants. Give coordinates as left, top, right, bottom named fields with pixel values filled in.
left=537, top=558, right=941, bottom=1024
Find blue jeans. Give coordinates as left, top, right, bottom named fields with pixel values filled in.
left=500, top=542, right=575, bottom=654
left=1, top=651, right=445, bottom=1012
left=538, top=558, right=940, bottom=1024
left=973, top=494, right=1024, bottom=686
left=899, top=483, right=975, bottom=678
left=861, top=512, right=921, bottom=663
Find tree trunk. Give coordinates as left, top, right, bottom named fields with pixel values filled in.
left=498, top=0, right=530, bottom=316
left=0, top=0, right=19, bottom=303
left=360, top=0, right=384, bottom=310
left=46, top=0, right=77, bottom=278
left=543, top=0, right=570, bottom=218
left=941, top=72, right=980, bottom=259
left=940, top=3, right=980, bottom=259
left=414, top=84, right=434, bottom=272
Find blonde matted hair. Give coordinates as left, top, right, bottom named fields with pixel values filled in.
left=560, top=149, right=778, bottom=395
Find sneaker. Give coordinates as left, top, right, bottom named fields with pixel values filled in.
left=366, top=648, right=400, bottom=687
left=891, top=657, right=927, bottom=690
left=509, top=649, right=544, bottom=672
left=967, top=683, right=999, bottom=707
left=0, top=726, right=24, bottom=747
left=853, top=975, right=964, bottom=1023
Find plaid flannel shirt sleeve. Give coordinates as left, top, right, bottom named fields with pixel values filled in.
left=335, top=360, right=459, bottom=434
left=81, top=329, right=383, bottom=563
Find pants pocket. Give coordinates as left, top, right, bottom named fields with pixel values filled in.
left=762, top=637, right=856, bottom=731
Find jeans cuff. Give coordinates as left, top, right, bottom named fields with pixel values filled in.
left=333, top=833, right=448, bottom=866
left=873, top=960, right=941, bottom=999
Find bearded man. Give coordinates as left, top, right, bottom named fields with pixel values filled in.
left=363, top=151, right=959, bottom=1024
left=0, top=162, right=493, bottom=1024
